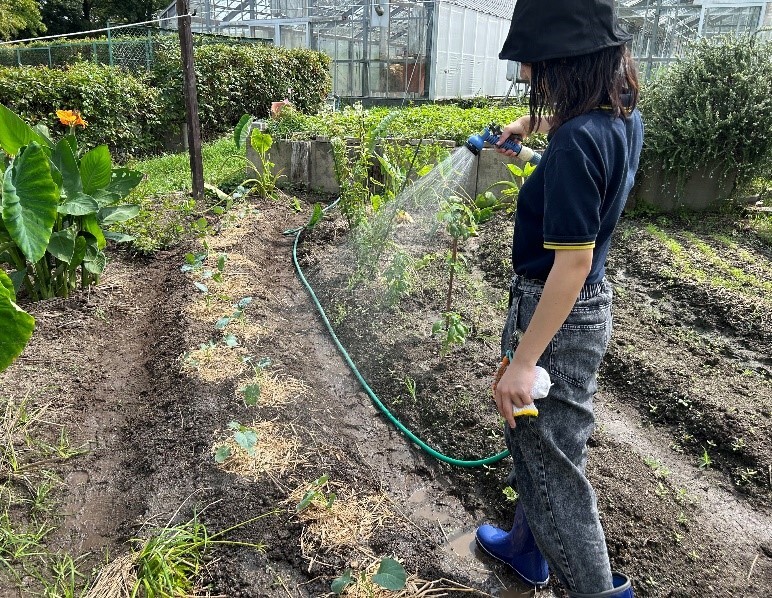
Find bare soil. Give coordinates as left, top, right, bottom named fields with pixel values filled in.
left=0, top=196, right=770, bottom=598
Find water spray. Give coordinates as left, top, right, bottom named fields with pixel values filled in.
left=466, top=123, right=541, bottom=165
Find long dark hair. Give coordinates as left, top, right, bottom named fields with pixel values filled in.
left=529, top=44, right=639, bottom=135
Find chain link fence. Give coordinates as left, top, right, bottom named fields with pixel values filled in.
left=0, top=25, right=268, bottom=72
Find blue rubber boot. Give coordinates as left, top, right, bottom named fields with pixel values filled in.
left=475, top=502, right=549, bottom=587
left=569, top=572, right=634, bottom=598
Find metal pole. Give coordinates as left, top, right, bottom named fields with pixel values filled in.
left=176, top=0, right=205, bottom=201
left=107, top=20, right=114, bottom=67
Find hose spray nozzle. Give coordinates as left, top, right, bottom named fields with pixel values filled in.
left=465, top=123, right=541, bottom=165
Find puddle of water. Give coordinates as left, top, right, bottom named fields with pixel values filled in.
left=445, top=529, right=477, bottom=559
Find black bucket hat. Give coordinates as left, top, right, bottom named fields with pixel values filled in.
left=499, top=0, right=632, bottom=63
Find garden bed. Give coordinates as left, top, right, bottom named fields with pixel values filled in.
left=0, top=192, right=770, bottom=597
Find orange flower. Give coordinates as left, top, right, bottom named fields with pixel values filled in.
left=56, top=109, right=87, bottom=128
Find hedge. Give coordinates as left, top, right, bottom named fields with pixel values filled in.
left=0, top=63, right=163, bottom=160
left=151, top=40, right=332, bottom=140
left=0, top=42, right=331, bottom=158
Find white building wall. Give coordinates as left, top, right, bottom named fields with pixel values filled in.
left=429, top=0, right=515, bottom=100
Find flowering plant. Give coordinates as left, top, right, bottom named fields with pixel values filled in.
left=0, top=104, right=143, bottom=301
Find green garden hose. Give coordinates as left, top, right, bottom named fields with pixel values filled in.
left=286, top=201, right=509, bottom=468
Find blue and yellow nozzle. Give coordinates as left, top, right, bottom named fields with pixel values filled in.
left=465, top=123, right=541, bottom=165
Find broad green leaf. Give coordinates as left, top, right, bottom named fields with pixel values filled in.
left=217, top=254, right=226, bottom=271
left=69, top=235, right=87, bottom=276
left=0, top=104, right=49, bottom=155
left=330, top=570, right=353, bottom=594
left=233, top=429, right=257, bottom=452
left=308, top=203, right=323, bottom=228
left=58, top=193, right=99, bottom=216
left=237, top=297, right=252, bottom=309
left=241, top=383, right=261, bottom=406
left=90, top=189, right=121, bottom=208
left=0, top=269, right=14, bottom=299
left=296, top=489, right=317, bottom=513
left=371, top=558, right=407, bottom=591
left=1, top=143, right=59, bottom=263
left=250, top=129, right=273, bottom=154
left=32, top=123, right=53, bottom=147
left=105, top=168, right=143, bottom=199
left=83, top=244, right=106, bottom=275
left=0, top=270, right=35, bottom=372
left=98, top=205, right=139, bottom=225
left=8, top=269, right=26, bottom=295
left=103, top=231, right=135, bottom=243
left=193, top=282, right=208, bottom=293
left=47, top=225, right=78, bottom=263
left=215, top=316, right=230, bottom=330
left=52, top=136, right=82, bottom=199
left=214, top=445, right=232, bottom=463
left=234, top=114, right=253, bottom=149
left=80, top=145, right=112, bottom=195
left=82, top=215, right=106, bottom=249
left=223, top=334, right=239, bottom=347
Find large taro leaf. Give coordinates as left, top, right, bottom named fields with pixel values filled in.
left=82, top=214, right=106, bottom=250
left=83, top=240, right=106, bottom=275
left=58, top=193, right=99, bottom=216
left=105, top=168, right=143, bottom=200
left=52, top=135, right=82, bottom=199
left=234, top=114, right=253, bottom=150
left=68, top=235, right=87, bottom=277
left=0, top=269, right=35, bottom=372
left=1, top=143, right=59, bottom=263
left=0, top=104, right=51, bottom=156
left=80, top=145, right=111, bottom=195
left=47, top=225, right=78, bottom=263
left=98, top=204, right=139, bottom=225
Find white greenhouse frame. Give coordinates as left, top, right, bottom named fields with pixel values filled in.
left=158, top=0, right=771, bottom=99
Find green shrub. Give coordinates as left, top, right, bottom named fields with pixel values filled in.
left=0, top=63, right=162, bottom=160
left=151, top=41, right=332, bottom=140
left=640, top=35, right=772, bottom=182
left=268, top=103, right=531, bottom=144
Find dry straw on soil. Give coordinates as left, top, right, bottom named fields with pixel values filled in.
left=290, top=480, right=393, bottom=554
left=206, top=209, right=262, bottom=251
left=213, top=421, right=302, bottom=480
left=83, top=554, right=136, bottom=598
left=237, top=368, right=309, bottom=407
left=181, top=344, right=249, bottom=382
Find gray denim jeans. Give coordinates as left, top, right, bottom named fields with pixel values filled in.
left=502, top=275, right=614, bottom=594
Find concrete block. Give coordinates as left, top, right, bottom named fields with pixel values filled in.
left=629, top=164, right=736, bottom=212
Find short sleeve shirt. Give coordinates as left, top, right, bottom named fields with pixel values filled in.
left=512, top=108, right=643, bottom=284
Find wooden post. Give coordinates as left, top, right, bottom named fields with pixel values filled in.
left=176, top=0, right=205, bottom=200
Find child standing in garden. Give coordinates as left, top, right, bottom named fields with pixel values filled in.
left=475, top=1, right=643, bottom=597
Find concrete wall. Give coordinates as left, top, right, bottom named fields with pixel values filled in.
left=628, top=164, right=737, bottom=213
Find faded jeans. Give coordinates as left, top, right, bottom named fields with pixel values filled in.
left=502, top=275, right=614, bottom=594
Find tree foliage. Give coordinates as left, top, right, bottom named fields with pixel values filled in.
left=0, top=0, right=45, bottom=40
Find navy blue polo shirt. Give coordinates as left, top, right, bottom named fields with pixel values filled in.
left=512, top=108, right=643, bottom=284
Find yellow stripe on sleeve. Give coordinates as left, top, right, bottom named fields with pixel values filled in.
left=543, top=241, right=596, bottom=250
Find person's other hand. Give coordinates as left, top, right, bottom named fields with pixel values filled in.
left=493, top=358, right=536, bottom=429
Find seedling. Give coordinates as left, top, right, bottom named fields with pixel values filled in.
left=503, top=486, right=518, bottom=502
left=215, top=421, right=259, bottom=464
left=403, top=377, right=417, bottom=401
left=698, top=447, right=712, bottom=469
left=432, top=311, right=469, bottom=356
left=331, top=558, right=407, bottom=594
left=296, top=474, right=336, bottom=512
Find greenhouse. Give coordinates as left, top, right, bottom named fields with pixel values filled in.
left=157, top=0, right=771, bottom=99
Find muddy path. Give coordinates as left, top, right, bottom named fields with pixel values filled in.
left=1, top=198, right=770, bottom=597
